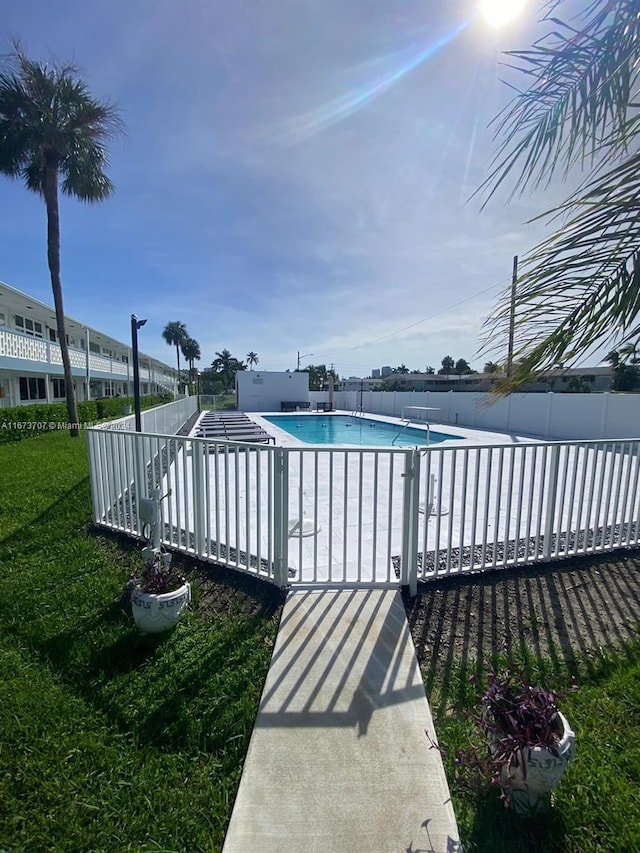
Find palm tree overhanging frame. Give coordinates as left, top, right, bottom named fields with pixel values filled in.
left=479, top=0, right=640, bottom=384
left=162, top=321, right=188, bottom=382
left=0, top=45, right=122, bottom=435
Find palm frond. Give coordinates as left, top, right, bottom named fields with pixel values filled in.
left=482, top=147, right=640, bottom=373
left=61, top=141, right=114, bottom=201
left=181, top=337, right=201, bottom=362
left=478, top=0, right=640, bottom=384
left=478, top=0, right=640, bottom=205
left=162, top=322, right=188, bottom=348
left=22, top=158, right=46, bottom=194
left=0, top=46, right=122, bottom=199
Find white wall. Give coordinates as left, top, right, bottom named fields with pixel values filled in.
left=308, top=390, right=640, bottom=440
left=237, top=370, right=309, bottom=412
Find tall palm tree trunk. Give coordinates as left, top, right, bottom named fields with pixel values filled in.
left=45, top=159, right=80, bottom=437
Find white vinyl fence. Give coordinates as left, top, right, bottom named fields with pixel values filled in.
left=87, top=426, right=640, bottom=593
left=312, top=390, right=640, bottom=441
left=97, top=396, right=198, bottom=435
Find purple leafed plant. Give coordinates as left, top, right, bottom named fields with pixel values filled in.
left=428, top=666, right=571, bottom=810
left=129, top=550, right=186, bottom=595
left=477, top=668, right=564, bottom=801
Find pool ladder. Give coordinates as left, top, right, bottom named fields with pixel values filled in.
left=392, top=419, right=431, bottom=446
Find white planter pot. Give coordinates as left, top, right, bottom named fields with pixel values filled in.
left=501, top=711, right=576, bottom=814
left=131, top=582, right=191, bottom=634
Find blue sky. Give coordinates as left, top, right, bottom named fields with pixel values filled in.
left=1, top=1, right=570, bottom=376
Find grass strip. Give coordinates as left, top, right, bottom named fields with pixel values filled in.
left=0, top=431, right=281, bottom=852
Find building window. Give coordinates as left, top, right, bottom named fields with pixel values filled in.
left=52, top=378, right=66, bottom=399
left=19, top=376, right=46, bottom=401
left=15, top=315, right=43, bottom=338
left=89, top=342, right=100, bottom=354
left=48, top=328, right=78, bottom=347
left=121, top=354, right=128, bottom=364
left=0, top=312, right=5, bottom=326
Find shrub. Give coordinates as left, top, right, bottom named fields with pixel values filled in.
left=0, top=402, right=69, bottom=443
left=0, top=395, right=173, bottom=443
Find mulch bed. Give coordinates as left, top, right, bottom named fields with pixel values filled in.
left=402, top=548, right=640, bottom=712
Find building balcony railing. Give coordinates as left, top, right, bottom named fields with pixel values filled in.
left=0, top=327, right=175, bottom=386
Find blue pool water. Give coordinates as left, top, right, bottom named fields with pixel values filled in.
left=263, top=415, right=463, bottom=447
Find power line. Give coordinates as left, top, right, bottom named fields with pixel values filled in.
left=317, top=279, right=504, bottom=358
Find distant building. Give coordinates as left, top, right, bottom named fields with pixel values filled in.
left=336, top=376, right=379, bottom=392
left=377, top=368, right=613, bottom=393
left=236, top=370, right=309, bottom=411
left=381, top=366, right=393, bottom=377
left=371, top=368, right=381, bottom=378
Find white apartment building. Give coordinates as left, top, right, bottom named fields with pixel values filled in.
left=0, top=280, right=178, bottom=408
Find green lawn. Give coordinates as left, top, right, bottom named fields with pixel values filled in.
left=0, top=430, right=282, bottom=852
left=430, top=640, right=640, bottom=852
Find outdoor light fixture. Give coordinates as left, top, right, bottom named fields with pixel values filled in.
left=131, top=314, right=148, bottom=432
left=297, top=351, right=314, bottom=371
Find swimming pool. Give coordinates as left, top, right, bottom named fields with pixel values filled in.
left=263, top=414, right=463, bottom=447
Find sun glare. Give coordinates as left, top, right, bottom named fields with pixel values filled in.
left=481, top=0, right=526, bottom=28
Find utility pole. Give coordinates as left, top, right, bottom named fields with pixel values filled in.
left=506, top=255, right=518, bottom=377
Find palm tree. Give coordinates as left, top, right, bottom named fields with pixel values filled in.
left=162, top=321, right=188, bottom=380
left=181, top=337, right=201, bottom=380
left=605, top=347, right=640, bottom=391
left=605, top=349, right=620, bottom=369
left=454, top=358, right=471, bottom=376
left=606, top=342, right=640, bottom=390
left=246, top=351, right=259, bottom=370
left=619, top=340, right=640, bottom=365
left=480, top=1, right=640, bottom=386
left=483, top=361, right=502, bottom=374
left=212, top=348, right=245, bottom=391
left=438, top=356, right=455, bottom=375
left=0, top=45, right=121, bottom=435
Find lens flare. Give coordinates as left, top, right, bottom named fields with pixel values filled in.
left=481, top=0, right=526, bottom=28
left=272, top=19, right=470, bottom=145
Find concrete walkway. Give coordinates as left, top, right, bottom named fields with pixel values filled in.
left=222, top=589, right=460, bottom=853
